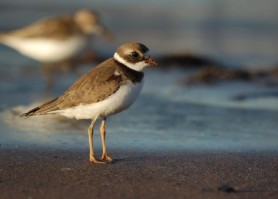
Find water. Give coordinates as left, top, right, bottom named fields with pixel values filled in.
left=0, top=0, right=277, bottom=152
left=1, top=0, right=277, bottom=66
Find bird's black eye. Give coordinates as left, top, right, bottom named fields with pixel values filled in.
left=131, top=51, right=139, bottom=58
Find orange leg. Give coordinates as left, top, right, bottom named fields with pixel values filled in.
left=100, top=118, right=113, bottom=162
left=87, top=118, right=103, bottom=163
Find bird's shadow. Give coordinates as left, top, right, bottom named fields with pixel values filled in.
left=110, top=155, right=153, bottom=164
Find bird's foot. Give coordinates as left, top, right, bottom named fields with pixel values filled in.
left=89, top=156, right=105, bottom=164
left=100, top=154, right=113, bottom=163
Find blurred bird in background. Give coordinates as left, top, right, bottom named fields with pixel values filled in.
left=0, top=9, right=112, bottom=89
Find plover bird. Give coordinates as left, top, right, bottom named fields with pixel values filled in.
left=0, top=9, right=110, bottom=63
left=21, top=43, right=157, bottom=163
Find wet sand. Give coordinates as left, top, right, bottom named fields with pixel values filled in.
left=0, top=148, right=277, bottom=199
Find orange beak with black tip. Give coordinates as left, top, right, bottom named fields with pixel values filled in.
left=145, top=56, right=158, bottom=66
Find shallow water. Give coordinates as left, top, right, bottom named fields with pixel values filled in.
left=0, top=1, right=277, bottom=153
left=1, top=0, right=278, bottom=66
left=1, top=68, right=278, bottom=153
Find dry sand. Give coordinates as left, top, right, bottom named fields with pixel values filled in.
left=0, top=148, right=277, bottom=199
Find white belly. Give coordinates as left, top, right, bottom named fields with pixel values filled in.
left=2, top=35, right=88, bottom=62
left=51, top=80, right=144, bottom=120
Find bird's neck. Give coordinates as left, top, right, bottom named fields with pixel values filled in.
left=113, top=58, right=144, bottom=83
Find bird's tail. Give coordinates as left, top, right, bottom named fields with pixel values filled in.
left=21, top=97, right=59, bottom=117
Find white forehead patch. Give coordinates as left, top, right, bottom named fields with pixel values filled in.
left=114, top=52, right=148, bottom=72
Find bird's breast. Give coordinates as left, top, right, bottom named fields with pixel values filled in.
left=101, top=79, right=144, bottom=116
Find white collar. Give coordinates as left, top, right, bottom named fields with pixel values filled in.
left=114, top=52, right=148, bottom=72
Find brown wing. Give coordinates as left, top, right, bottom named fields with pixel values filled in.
left=9, top=14, right=81, bottom=39
left=56, top=60, right=123, bottom=109
left=21, top=59, right=123, bottom=116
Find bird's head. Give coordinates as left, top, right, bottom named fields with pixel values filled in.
left=114, top=43, right=157, bottom=71
left=74, top=9, right=112, bottom=39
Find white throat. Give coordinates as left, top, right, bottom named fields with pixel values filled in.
left=114, top=52, right=148, bottom=71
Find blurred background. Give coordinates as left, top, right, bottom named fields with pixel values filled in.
left=0, top=0, right=277, bottom=152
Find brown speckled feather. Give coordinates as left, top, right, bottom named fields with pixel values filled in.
left=22, top=58, right=143, bottom=116
left=56, top=59, right=123, bottom=109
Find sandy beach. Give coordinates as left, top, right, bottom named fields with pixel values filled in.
left=0, top=1, right=278, bottom=199
left=0, top=148, right=277, bottom=199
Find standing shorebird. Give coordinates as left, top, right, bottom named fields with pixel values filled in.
left=0, top=9, right=110, bottom=63
left=21, top=43, right=157, bottom=163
